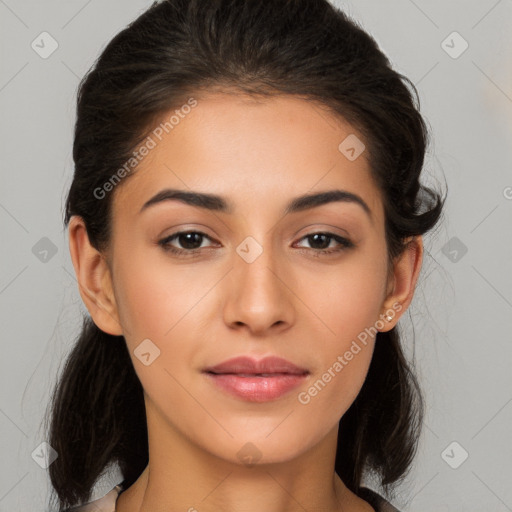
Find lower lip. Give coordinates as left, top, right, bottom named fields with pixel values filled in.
left=204, top=372, right=308, bottom=402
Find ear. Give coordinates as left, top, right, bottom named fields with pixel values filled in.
left=378, top=235, right=423, bottom=332
left=68, top=215, right=123, bottom=336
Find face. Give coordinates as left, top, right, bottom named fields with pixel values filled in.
left=100, top=93, right=398, bottom=466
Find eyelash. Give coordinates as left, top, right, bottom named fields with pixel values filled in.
left=157, top=230, right=354, bottom=257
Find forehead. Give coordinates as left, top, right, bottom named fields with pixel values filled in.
left=112, top=93, right=383, bottom=223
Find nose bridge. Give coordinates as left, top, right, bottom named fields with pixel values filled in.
left=223, top=234, right=294, bottom=332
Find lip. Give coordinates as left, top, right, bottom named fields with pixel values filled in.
left=204, top=355, right=309, bottom=375
left=203, top=356, right=309, bottom=402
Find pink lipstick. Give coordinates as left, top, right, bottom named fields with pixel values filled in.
left=203, top=355, right=309, bottom=402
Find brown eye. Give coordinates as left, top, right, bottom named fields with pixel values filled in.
left=158, top=231, right=217, bottom=255
left=295, top=232, right=354, bottom=255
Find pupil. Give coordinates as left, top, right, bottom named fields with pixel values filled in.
left=311, top=233, right=329, bottom=249
left=181, top=233, right=202, bottom=249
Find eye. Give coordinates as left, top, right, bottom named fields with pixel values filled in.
left=158, top=230, right=354, bottom=258
left=294, top=232, right=354, bottom=256
left=158, top=230, right=218, bottom=256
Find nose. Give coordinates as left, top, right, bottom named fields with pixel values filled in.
left=222, top=240, right=296, bottom=335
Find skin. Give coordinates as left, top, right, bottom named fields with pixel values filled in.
left=68, top=93, right=423, bottom=512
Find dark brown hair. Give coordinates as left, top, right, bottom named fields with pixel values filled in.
left=45, top=0, right=446, bottom=509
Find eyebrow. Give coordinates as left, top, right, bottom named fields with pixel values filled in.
left=140, top=188, right=372, bottom=220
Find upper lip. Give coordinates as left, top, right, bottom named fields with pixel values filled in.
left=203, top=356, right=309, bottom=375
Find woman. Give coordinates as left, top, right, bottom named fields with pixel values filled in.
left=45, top=0, right=446, bottom=511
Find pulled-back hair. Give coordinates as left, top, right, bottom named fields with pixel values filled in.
left=45, top=0, right=446, bottom=509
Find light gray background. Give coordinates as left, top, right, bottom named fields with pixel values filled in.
left=1, top=0, right=511, bottom=511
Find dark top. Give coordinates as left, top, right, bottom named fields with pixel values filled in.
left=359, top=486, right=402, bottom=512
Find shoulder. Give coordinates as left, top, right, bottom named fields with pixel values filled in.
left=358, top=486, right=403, bottom=512
left=67, top=484, right=123, bottom=512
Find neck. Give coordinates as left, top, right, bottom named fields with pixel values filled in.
left=115, top=399, right=374, bottom=512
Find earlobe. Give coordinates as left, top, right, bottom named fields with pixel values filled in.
left=68, top=216, right=123, bottom=336
left=378, top=236, right=424, bottom=332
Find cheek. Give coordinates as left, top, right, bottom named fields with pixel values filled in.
left=112, top=244, right=204, bottom=340
left=111, top=253, right=205, bottom=407
left=294, top=347, right=373, bottom=448
left=296, top=277, right=382, bottom=425
left=111, top=249, right=218, bottom=400
left=304, top=245, right=388, bottom=345
left=295, top=245, right=386, bottom=409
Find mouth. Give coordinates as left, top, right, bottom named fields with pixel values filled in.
left=205, top=371, right=309, bottom=377
left=204, top=372, right=309, bottom=402
left=203, top=355, right=309, bottom=376
left=202, top=356, right=310, bottom=402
